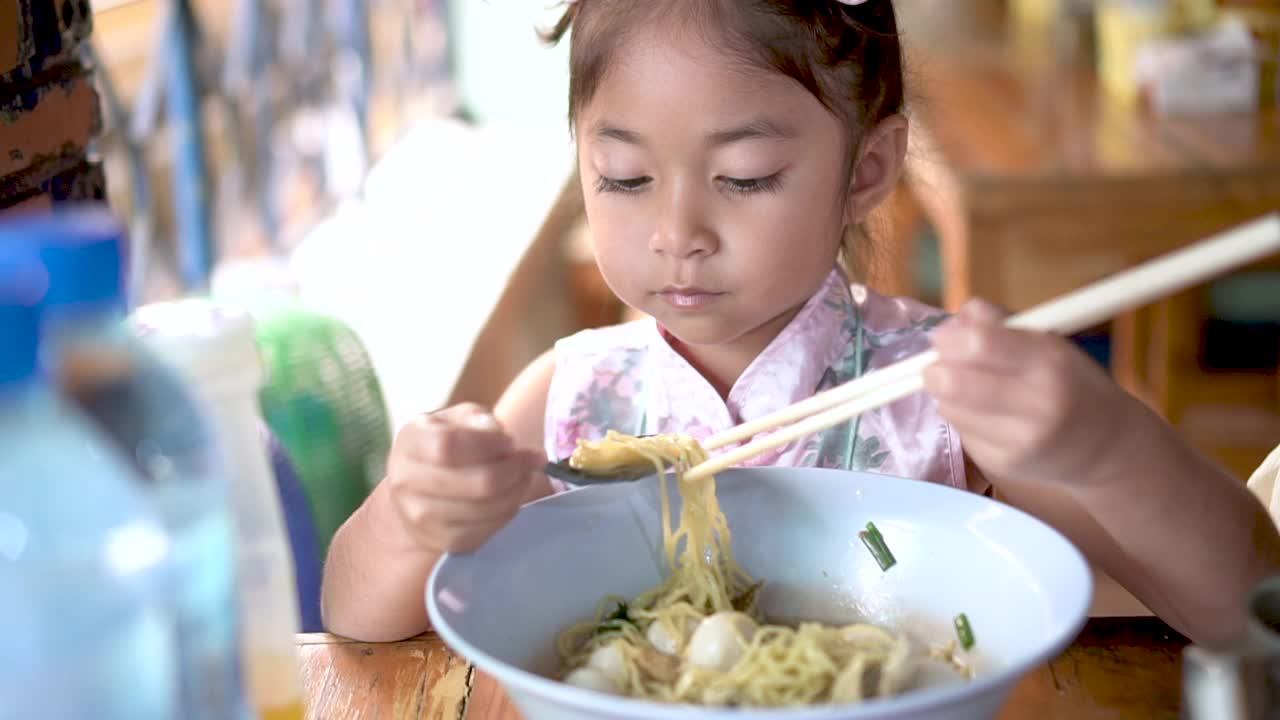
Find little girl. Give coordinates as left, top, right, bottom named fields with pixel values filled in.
left=322, top=0, right=1280, bottom=647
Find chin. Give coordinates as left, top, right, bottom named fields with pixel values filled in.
left=653, top=314, right=747, bottom=348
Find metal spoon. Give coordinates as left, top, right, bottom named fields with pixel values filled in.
left=541, top=435, right=667, bottom=486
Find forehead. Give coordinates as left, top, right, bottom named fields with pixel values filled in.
left=577, top=25, right=838, bottom=140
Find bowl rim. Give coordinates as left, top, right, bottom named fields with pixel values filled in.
left=426, top=468, right=1094, bottom=719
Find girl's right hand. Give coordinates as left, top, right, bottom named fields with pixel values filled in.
left=925, top=300, right=1139, bottom=491
left=383, top=403, right=544, bottom=554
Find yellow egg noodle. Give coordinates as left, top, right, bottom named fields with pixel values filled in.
left=555, top=431, right=969, bottom=707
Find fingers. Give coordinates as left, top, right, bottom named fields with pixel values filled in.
left=385, top=448, right=538, bottom=554
left=925, top=362, right=1033, bottom=416
left=930, top=396, right=1040, bottom=457
left=390, top=489, right=522, bottom=554
left=395, top=491, right=522, bottom=533
left=927, top=300, right=1135, bottom=487
left=932, top=321, right=1037, bottom=374
left=957, top=298, right=1009, bottom=324
left=396, top=403, right=515, bottom=468
left=926, top=339, right=1078, bottom=437
left=383, top=403, right=546, bottom=554
left=390, top=447, right=541, bottom=502
left=931, top=302, right=1080, bottom=384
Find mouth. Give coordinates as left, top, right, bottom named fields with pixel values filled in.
left=655, top=286, right=726, bottom=310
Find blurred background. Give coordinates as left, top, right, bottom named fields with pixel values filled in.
left=4, top=4, right=1278, bottom=717
left=2, top=0, right=1280, bottom=563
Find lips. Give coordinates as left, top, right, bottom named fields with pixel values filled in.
left=657, top=286, right=725, bottom=310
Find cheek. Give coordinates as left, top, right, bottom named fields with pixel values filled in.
left=735, top=195, right=843, bottom=268
left=591, top=231, right=629, bottom=277
left=582, top=202, right=649, bottom=295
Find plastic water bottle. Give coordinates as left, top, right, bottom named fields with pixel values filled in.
left=0, top=249, right=177, bottom=720
left=133, top=299, right=309, bottom=720
left=8, top=208, right=252, bottom=720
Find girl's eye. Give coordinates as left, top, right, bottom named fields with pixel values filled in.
left=718, top=172, right=784, bottom=196
left=596, top=175, right=651, bottom=194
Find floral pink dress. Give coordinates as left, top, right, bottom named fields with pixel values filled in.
left=544, top=270, right=970, bottom=493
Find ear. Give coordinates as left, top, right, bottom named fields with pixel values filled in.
left=844, top=114, right=909, bottom=226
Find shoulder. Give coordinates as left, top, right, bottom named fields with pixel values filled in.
left=852, top=285, right=970, bottom=489
left=495, top=349, right=557, bottom=452
left=855, top=284, right=950, bottom=334
left=544, top=319, right=656, bottom=405
left=553, top=319, right=653, bottom=359
left=548, top=319, right=655, bottom=381
left=854, top=284, right=951, bottom=361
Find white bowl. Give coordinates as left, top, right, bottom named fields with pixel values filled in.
left=427, top=467, right=1092, bottom=720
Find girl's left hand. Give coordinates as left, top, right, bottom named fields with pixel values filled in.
left=924, top=300, right=1144, bottom=489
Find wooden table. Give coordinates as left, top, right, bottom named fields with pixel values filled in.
left=298, top=617, right=1189, bottom=719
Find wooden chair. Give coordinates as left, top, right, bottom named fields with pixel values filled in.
left=1114, top=259, right=1280, bottom=479
left=447, top=171, right=580, bottom=408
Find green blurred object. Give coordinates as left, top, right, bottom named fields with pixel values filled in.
left=253, top=305, right=391, bottom=557
left=1208, top=272, right=1280, bottom=324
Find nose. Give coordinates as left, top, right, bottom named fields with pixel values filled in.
left=648, top=183, right=717, bottom=259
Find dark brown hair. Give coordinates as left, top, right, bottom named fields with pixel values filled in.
left=544, top=0, right=905, bottom=279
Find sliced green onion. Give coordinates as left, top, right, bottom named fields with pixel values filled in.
left=593, top=620, right=627, bottom=637
left=954, top=612, right=975, bottom=650
left=858, top=521, right=897, bottom=571
left=594, top=602, right=634, bottom=636
left=606, top=601, right=630, bottom=623
left=731, top=581, right=764, bottom=613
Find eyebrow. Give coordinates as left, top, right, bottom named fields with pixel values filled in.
left=593, top=124, right=645, bottom=145
left=590, top=117, right=795, bottom=147
left=707, top=118, right=795, bottom=145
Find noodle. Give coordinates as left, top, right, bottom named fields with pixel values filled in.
left=555, top=431, right=970, bottom=707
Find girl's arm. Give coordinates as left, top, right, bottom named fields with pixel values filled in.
left=987, top=416, right=1280, bottom=646
left=496, top=350, right=557, bottom=503
left=930, top=301, right=1280, bottom=647
left=320, top=351, right=556, bottom=641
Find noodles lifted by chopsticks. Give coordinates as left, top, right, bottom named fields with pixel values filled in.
left=556, top=430, right=969, bottom=707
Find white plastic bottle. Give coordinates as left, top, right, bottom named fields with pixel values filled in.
left=0, top=247, right=177, bottom=720
left=14, top=208, right=249, bottom=720
left=132, top=299, right=308, bottom=720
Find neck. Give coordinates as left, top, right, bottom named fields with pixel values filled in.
left=664, top=302, right=806, bottom=400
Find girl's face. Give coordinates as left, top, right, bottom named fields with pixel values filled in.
left=577, top=26, right=850, bottom=353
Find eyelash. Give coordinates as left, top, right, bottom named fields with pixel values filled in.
left=720, top=173, right=784, bottom=196
left=594, top=172, right=785, bottom=196
left=595, top=176, right=651, bottom=194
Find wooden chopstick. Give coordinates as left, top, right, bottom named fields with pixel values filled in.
left=685, top=212, right=1280, bottom=482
